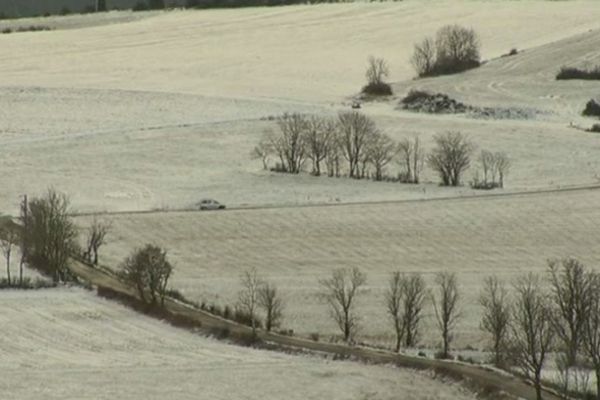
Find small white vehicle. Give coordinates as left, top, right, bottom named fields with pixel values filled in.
left=197, top=199, right=226, bottom=210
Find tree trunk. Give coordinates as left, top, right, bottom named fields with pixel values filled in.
left=595, top=364, right=600, bottom=400
left=443, top=327, right=449, bottom=358
left=534, top=371, right=543, bottom=400
left=18, top=256, right=23, bottom=285
left=494, top=339, right=501, bottom=366
left=5, top=249, right=11, bottom=286
left=394, top=320, right=402, bottom=352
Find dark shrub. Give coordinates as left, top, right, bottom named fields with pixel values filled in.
left=81, top=5, right=96, bottom=13
left=430, top=58, right=480, bottom=76
left=401, top=89, right=432, bottom=104
left=588, top=124, right=600, bottom=133
left=583, top=99, right=600, bottom=117
left=2, top=28, right=12, bottom=34
left=0, top=277, right=56, bottom=289
left=310, top=332, right=320, bottom=341
left=132, top=1, right=149, bottom=11
left=211, top=326, right=231, bottom=339
left=418, top=351, right=427, bottom=357
left=557, top=66, right=600, bottom=81
left=270, top=162, right=288, bottom=173
left=470, top=179, right=500, bottom=190
left=148, top=0, right=165, bottom=9
left=361, top=82, right=393, bottom=96
left=18, top=25, right=52, bottom=32
left=434, top=350, right=454, bottom=360
left=412, top=25, right=481, bottom=77
left=223, top=305, right=232, bottom=319
left=209, top=303, right=222, bottom=316
left=233, top=309, right=263, bottom=329
left=508, top=48, right=518, bottom=56
left=60, top=6, right=71, bottom=15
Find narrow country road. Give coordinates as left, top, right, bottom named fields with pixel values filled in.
left=68, top=260, right=562, bottom=400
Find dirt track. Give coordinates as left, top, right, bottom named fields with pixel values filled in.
left=68, top=260, right=562, bottom=400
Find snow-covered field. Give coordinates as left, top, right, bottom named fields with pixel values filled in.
left=3, top=1, right=600, bottom=395
left=78, top=187, right=600, bottom=350
left=0, top=1, right=600, bottom=212
left=0, top=288, right=476, bottom=400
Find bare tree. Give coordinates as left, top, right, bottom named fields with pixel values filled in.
left=275, top=113, right=309, bottom=174
left=368, top=132, right=397, bottom=181
left=337, top=112, right=378, bottom=178
left=325, top=138, right=342, bottom=178
left=258, top=281, right=284, bottom=332
left=548, top=258, right=594, bottom=367
left=238, top=268, right=262, bottom=335
left=495, top=152, right=511, bottom=188
left=120, top=244, right=174, bottom=306
left=434, top=25, right=481, bottom=73
left=397, top=136, right=425, bottom=183
left=84, top=218, right=111, bottom=266
left=427, top=131, right=474, bottom=186
left=386, top=271, right=405, bottom=352
left=252, top=131, right=274, bottom=170
left=0, top=218, right=20, bottom=286
left=411, top=37, right=436, bottom=77
left=511, top=273, right=555, bottom=400
left=305, top=116, right=335, bottom=176
left=319, top=267, right=367, bottom=342
left=21, top=189, right=78, bottom=283
left=402, top=273, right=427, bottom=348
left=432, top=271, right=460, bottom=359
left=479, top=275, right=511, bottom=366
left=365, top=56, right=390, bottom=85
left=556, top=351, right=591, bottom=399
left=582, top=273, right=600, bottom=400
left=478, top=150, right=495, bottom=185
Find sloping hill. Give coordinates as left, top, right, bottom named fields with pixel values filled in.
left=394, top=28, right=600, bottom=122
left=76, top=186, right=600, bottom=349
left=0, top=287, right=477, bottom=400
left=0, top=1, right=599, bottom=102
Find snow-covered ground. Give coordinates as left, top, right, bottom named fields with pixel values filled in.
left=0, top=1, right=599, bottom=213
left=77, top=187, right=600, bottom=350
left=0, top=288, right=476, bottom=400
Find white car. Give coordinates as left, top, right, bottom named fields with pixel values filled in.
left=198, top=199, right=226, bottom=210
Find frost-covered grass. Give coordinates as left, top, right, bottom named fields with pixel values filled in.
left=77, top=187, right=600, bottom=350
left=0, top=2, right=599, bottom=213
left=0, top=288, right=476, bottom=400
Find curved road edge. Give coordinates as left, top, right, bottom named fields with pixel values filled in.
left=68, top=259, right=562, bottom=400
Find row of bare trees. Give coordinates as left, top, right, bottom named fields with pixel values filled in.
left=479, top=259, right=600, bottom=400
left=254, top=112, right=395, bottom=179
left=318, top=267, right=460, bottom=359
left=236, top=268, right=284, bottom=335
left=255, top=114, right=510, bottom=187
left=472, top=150, right=511, bottom=189
left=0, top=189, right=113, bottom=288
left=318, top=260, right=600, bottom=400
